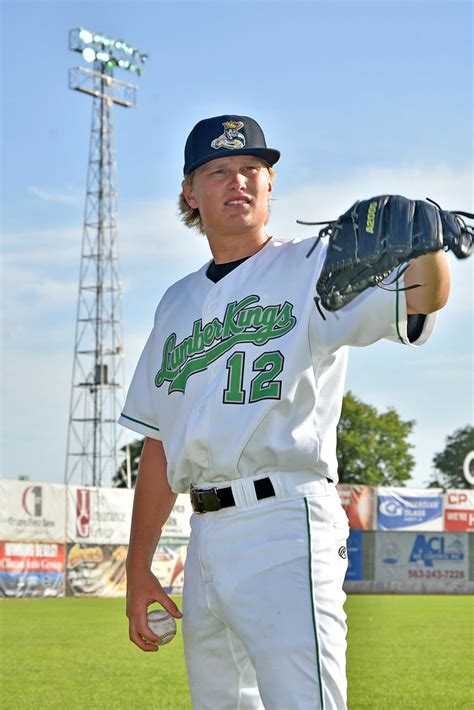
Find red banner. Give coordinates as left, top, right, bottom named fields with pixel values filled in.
left=444, top=490, right=474, bottom=532
left=0, top=541, right=65, bottom=597
left=337, top=485, right=376, bottom=530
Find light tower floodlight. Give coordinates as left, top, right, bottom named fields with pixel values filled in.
left=68, top=27, right=147, bottom=107
left=69, top=27, right=148, bottom=76
left=65, top=28, right=147, bottom=487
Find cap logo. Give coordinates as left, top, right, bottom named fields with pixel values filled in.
left=211, top=120, right=246, bottom=151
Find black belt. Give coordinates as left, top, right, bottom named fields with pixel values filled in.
left=190, top=477, right=276, bottom=514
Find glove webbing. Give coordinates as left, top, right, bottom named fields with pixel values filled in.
left=301, top=221, right=422, bottom=320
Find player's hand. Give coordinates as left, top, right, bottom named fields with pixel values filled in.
left=126, top=566, right=182, bottom=652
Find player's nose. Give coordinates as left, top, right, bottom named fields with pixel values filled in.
left=227, top=170, right=247, bottom=190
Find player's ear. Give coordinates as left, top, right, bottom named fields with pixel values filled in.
left=265, top=166, right=273, bottom=195
left=183, top=184, right=198, bottom=209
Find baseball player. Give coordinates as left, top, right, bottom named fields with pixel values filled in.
left=120, top=115, right=450, bottom=709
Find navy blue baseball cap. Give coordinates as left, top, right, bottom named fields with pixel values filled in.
left=183, top=115, right=280, bottom=175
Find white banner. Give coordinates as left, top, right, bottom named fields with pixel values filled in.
left=375, top=531, right=469, bottom=592
left=67, top=486, right=134, bottom=544
left=162, top=495, right=192, bottom=540
left=0, top=480, right=66, bottom=542
left=67, top=485, right=192, bottom=545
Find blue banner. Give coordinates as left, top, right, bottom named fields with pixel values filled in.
left=377, top=489, right=443, bottom=531
left=345, top=530, right=363, bottom=580
left=0, top=571, right=64, bottom=598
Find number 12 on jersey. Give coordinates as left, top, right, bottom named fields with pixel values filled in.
left=223, top=350, right=284, bottom=404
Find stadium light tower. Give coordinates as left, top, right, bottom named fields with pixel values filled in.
left=65, top=28, right=147, bottom=487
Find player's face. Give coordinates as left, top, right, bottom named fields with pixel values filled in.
left=184, top=156, right=273, bottom=237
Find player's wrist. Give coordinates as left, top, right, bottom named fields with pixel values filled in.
left=125, top=551, right=155, bottom=574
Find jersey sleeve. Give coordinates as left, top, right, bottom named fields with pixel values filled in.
left=312, top=264, right=436, bottom=352
left=118, top=307, right=163, bottom=441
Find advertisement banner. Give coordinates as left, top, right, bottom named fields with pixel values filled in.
left=0, top=480, right=66, bottom=542
left=0, top=541, right=65, bottom=598
left=67, top=486, right=134, bottom=544
left=162, top=495, right=192, bottom=540
left=337, top=485, right=376, bottom=530
left=345, top=530, right=363, bottom=580
left=444, top=490, right=474, bottom=532
left=377, top=487, right=443, bottom=531
left=152, top=543, right=188, bottom=594
left=67, top=487, right=192, bottom=545
left=66, top=543, right=127, bottom=597
left=375, top=531, right=469, bottom=591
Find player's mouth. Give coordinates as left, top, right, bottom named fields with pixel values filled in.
left=224, top=197, right=251, bottom=206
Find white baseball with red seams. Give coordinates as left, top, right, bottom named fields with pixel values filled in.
left=146, top=609, right=177, bottom=645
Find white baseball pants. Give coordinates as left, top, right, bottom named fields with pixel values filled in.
left=182, top=472, right=349, bottom=710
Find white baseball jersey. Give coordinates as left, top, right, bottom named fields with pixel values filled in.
left=118, top=236, right=435, bottom=493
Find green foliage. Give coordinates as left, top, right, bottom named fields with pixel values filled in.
left=428, top=425, right=474, bottom=489
left=113, top=438, right=145, bottom=488
left=337, top=391, right=415, bottom=485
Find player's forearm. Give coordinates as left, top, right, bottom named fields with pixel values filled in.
left=404, top=251, right=451, bottom=314
left=126, top=437, right=177, bottom=572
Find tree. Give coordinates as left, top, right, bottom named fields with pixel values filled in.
left=113, top=438, right=145, bottom=488
left=427, top=425, right=474, bottom=489
left=337, top=391, right=415, bottom=485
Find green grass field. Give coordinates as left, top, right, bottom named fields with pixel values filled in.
left=1, top=595, right=472, bottom=709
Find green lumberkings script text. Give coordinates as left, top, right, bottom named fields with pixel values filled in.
left=155, top=295, right=296, bottom=397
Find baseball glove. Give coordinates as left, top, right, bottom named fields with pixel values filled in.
left=298, top=195, right=473, bottom=315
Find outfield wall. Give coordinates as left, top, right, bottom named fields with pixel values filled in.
left=0, top=479, right=191, bottom=598
left=1, top=479, right=473, bottom=597
left=343, top=530, right=474, bottom=594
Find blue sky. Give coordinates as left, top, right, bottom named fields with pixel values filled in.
left=1, top=0, right=473, bottom=487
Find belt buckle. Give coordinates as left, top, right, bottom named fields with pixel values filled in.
left=190, top=486, right=221, bottom=514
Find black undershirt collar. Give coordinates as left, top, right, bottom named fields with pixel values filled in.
left=206, top=256, right=249, bottom=283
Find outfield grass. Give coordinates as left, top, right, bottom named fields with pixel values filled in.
left=346, top=596, right=473, bottom=709
left=1, top=595, right=472, bottom=709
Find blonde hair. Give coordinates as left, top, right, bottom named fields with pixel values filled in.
left=178, top=164, right=276, bottom=235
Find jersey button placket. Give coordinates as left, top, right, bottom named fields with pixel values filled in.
left=197, top=447, right=208, bottom=465
left=188, top=398, right=212, bottom=472
left=203, top=285, right=220, bottom=321
left=200, top=284, right=223, bottom=471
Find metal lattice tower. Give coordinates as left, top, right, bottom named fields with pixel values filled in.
left=65, top=28, right=147, bottom=486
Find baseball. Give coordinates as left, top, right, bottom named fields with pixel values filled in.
left=146, top=609, right=177, bottom=646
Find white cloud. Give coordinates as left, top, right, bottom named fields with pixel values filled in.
left=2, top=226, right=81, bottom=263
left=29, top=185, right=83, bottom=205
left=119, top=197, right=210, bottom=263
left=410, top=353, right=473, bottom=368
left=271, top=163, right=473, bottom=234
